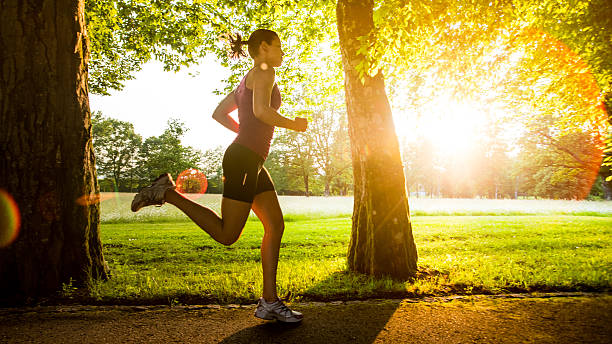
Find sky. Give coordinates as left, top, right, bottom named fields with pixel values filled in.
left=89, top=56, right=237, bottom=153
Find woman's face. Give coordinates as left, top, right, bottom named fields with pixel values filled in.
left=262, top=36, right=284, bottom=67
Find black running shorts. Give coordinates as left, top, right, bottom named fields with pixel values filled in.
left=222, top=143, right=275, bottom=203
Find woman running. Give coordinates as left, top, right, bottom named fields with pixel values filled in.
left=130, top=29, right=307, bottom=323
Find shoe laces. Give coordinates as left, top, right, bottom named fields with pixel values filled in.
left=273, top=301, right=293, bottom=317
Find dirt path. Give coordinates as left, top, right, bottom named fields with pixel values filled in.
left=1, top=294, right=611, bottom=343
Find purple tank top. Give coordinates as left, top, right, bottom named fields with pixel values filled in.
left=233, top=72, right=281, bottom=160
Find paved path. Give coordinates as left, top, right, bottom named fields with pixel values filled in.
left=1, top=294, right=611, bottom=343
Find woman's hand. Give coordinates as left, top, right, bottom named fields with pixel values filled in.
left=292, top=117, right=308, bottom=132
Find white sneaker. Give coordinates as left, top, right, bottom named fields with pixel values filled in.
left=130, top=173, right=176, bottom=212
left=254, top=298, right=303, bottom=323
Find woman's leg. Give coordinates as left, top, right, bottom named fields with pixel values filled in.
left=164, top=189, right=252, bottom=246
left=250, top=190, right=284, bottom=302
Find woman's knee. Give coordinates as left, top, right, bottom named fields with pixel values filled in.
left=265, top=220, right=284, bottom=237
left=218, top=224, right=245, bottom=246
left=219, top=236, right=239, bottom=246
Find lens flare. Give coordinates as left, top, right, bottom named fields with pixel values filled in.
left=76, top=193, right=114, bottom=206
left=524, top=29, right=607, bottom=199
left=76, top=193, right=101, bottom=206
left=0, top=189, right=21, bottom=248
left=176, top=168, right=208, bottom=198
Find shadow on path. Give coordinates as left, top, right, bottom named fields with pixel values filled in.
left=219, top=301, right=400, bottom=344
left=220, top=271, right=402, bottom=343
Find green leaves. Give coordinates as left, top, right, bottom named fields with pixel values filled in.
left=93, top=113, right=203, bottom=191
left=86, top=0, right=336, bottom=96
left=92, top=111, right=143, bottom=190
left=137, top=118, right=203, bottom=184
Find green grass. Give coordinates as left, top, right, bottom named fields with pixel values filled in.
left=88, top=215, right=612, bottom=305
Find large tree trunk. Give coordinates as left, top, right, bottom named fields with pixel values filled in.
left=337, top=0, right=418, bottom=278
left=0, top=0, right=108, bottom=298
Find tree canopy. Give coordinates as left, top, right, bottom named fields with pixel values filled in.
left=85, top=0, right=336, bottom=96
left=87, top=0, right=611, bottom=198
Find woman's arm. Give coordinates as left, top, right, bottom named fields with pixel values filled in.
left=252, top=68, right=307, bottom=132
left=212, top=91, right=240, bottom=133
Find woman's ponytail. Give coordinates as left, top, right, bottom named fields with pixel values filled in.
left=228, top=33, right=248, bottom=59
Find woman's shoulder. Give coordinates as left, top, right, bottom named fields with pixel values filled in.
left=249, top=66, right=275, bottom=85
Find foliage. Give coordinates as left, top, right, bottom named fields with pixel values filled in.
left=133, top=119, right=203, bottom=188
left=264, top=149, right=309, bottom=195
left=92, top=111, right=142, bottom=191
left=305, top=87, right=351, bottom=196
left=517, top=129, right=602, bottom=199
left=272, top=130, right=317, bottom=196
left=85, top=0, right=229, bottom=95
left=368, top=0, right=610, bottom=199
left=513, top=0, right=612, bottom=99
left=267, top=28, right=349, bottom=196
left=86, top=0, right=611, bottom=198
left=369, top=0, right=611, bottom=107
left=85, top=0, right=336, bottom=96
left=401, top=123, right=513, bottom=199
left=402, top=137, right=438, bottom=197
left=199, top=146, right=225, bottom=194
left=268, top=110, right=351, bottom=197
left=93, top=113, right=203, bottom=191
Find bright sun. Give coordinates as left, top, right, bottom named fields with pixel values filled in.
left=393, top=93, right=493, bottom=157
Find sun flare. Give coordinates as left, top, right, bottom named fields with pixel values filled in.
left=394, top=94, right=496, bottom=157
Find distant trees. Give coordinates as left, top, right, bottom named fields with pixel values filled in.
left=199, top=146, right=224, bottom=194
left=272, top=129, right=316, bottom=196
left=93, top=114, right=202, bottom=192
left=92, top=112, right=353, bottom=196
left=92, top=107, right=609, bottom=200
left=383, top=0, right=611, bottom=201
left=269, top=108, right=352, bottom=197
left=400, top=118, right=605, bottom=200
left=134, top=119, right=202, bottom=188
left=517, top=129, right=603, bottom=199
left=92, top=112, right=141, bottom=191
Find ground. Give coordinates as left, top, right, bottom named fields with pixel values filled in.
left=1, top=293, right=610, bottom=343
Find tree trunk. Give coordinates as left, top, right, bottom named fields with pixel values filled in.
left=0, top=0, right=108, bottom=298
left=601, top=166, right=612, bottom=200
left=336, top=0, right=418, bottom=278
left=303, top=172, right=310, bottom=197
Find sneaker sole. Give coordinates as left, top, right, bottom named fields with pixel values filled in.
left=130, top=173, right=173, bottom=212
left=254, top=310, right=303, bottom=323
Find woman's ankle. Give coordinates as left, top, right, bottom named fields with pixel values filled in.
left=262, top=295, right=278, bottom=303
left=164, top=188, right=179, bottom=204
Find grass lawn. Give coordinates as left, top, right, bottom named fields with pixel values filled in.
left=89, top=212, right=612, bottom=305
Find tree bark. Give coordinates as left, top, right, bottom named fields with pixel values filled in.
left=336, top=0, right=418, bottom=278
left=0, top=0, right=108, bottom=297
